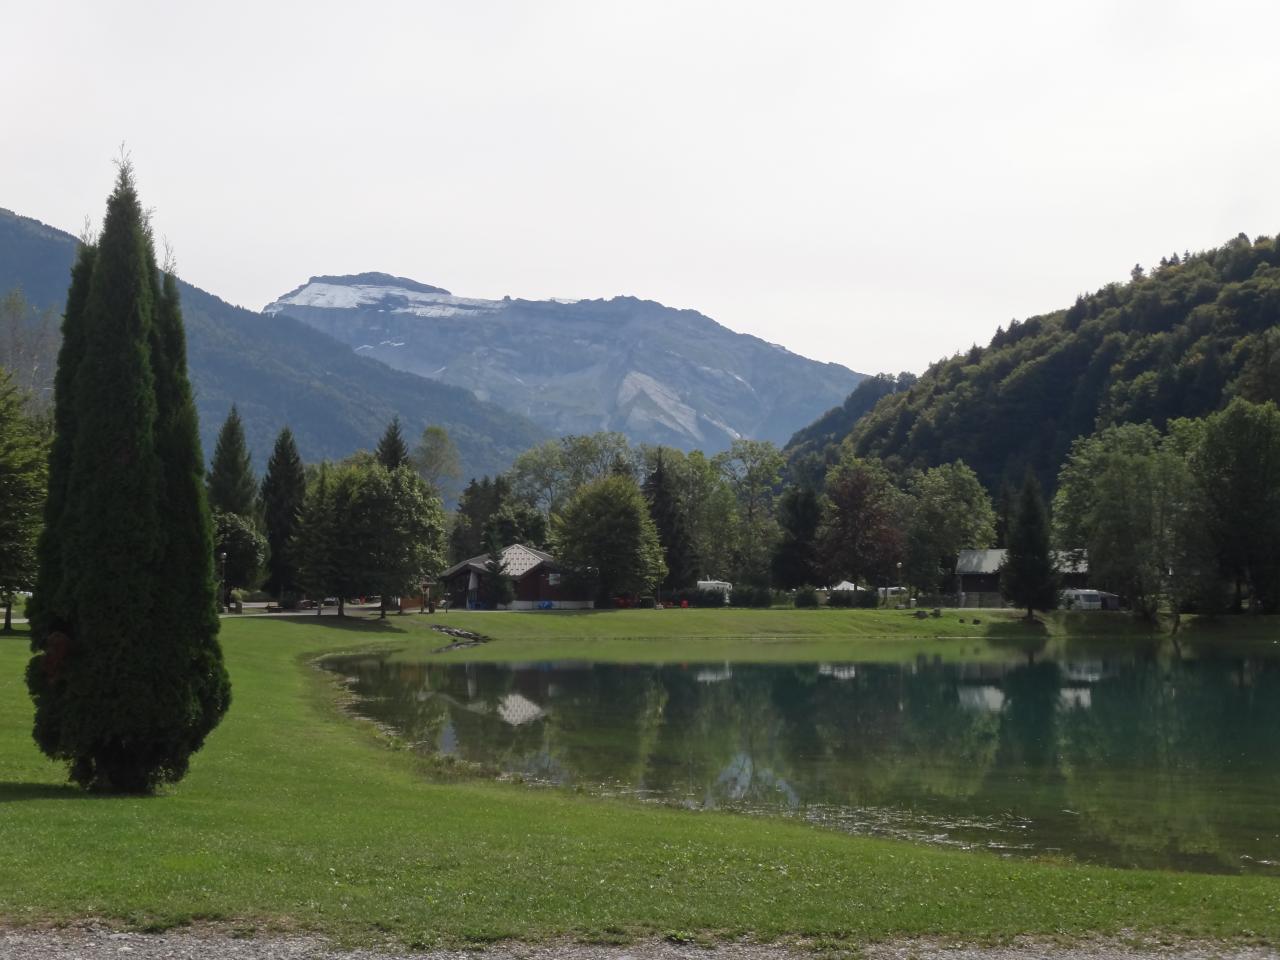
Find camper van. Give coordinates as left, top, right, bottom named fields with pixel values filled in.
left=1060, top=589, right=1121, bottom=611
left=696, top=580, right=733, bottom=604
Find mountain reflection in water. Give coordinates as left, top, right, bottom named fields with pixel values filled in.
left=323, top=652, right=1280, bottom=875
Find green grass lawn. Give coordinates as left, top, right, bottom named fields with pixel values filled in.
left=411, top=606, right=1273, bottom=664
left=1, top=614, right=1277, bottom=948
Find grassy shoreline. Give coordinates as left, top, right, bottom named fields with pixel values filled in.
left=1, top=614, right=1277, bottom=948
left=401, top=607, right=1275, bottom=664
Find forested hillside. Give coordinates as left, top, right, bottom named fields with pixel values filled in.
left=784, top=372, right=916, bottom=486
left=790, top=232, right=1280, bottom=492
left=0, top=208, right=545, bottom=477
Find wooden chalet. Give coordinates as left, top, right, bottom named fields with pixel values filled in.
left=438, top=543, right=593, bottom=610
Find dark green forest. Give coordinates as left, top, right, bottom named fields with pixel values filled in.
left=787, top=233, right=1280, bottom=493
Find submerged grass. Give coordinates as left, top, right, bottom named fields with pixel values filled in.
left=1, top=614, right=1277, bottom=947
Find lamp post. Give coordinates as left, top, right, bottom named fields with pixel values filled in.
left=218, top=551, right=228, bottom=612
left=896, top=561, right=902, bottom=607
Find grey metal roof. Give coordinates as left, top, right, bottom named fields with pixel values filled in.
left=440, top=543, right=556, bottom=581
left=955, top=548, right=1087, bottom=575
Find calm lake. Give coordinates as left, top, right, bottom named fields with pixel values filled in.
left=322, top=645, right=1280, bottom=875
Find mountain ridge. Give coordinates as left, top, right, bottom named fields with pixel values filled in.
left=0, top=208, right=546, bottom=479
left=266, top=273, right=864, bottom=452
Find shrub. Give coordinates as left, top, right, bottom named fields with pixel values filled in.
left=826, top=589, right=878, bottom=608
left=794, top=587, right=819, bottom=608
left=728, top=585, right=773, bottom=608
left=666, top=588, right=729, bottom=607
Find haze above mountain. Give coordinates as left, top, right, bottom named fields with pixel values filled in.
left=266, top=274, right=863, bottom=452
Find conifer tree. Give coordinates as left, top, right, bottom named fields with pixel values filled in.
left=260, top=426, right=306, bottom=600
left=207, top=405, right=256, bottom=518
left=1000, top=472, right=1059, bottom=620
left=27, top=242, right=95, bottom=645
left=643, top=450, right=698, bottom=591
left=146, top=267, right=229, bottom=741
left=26, top=165, right=229, bottom=792
left=375, top=415, right=411, bottom=470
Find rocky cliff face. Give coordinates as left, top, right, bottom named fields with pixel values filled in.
left=266, top=274, right=863, bottom=452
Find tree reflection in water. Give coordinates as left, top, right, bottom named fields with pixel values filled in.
left=324, top=650, right=1280, bottom=875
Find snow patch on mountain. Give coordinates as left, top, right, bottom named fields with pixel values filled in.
left=267, top=281, right=502, bottom=320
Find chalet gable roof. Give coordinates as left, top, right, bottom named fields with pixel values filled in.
left=440, top=543, right=556, bottom=581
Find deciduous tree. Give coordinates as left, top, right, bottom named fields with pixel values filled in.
left=904, top=461, right=996, bottom=594
left=414, top=423, right=461, bottom=498
left=0, top=369, right=45, bottom=631
left=817, top=455, right=906, bottom=589
left=770, top=485, right=820, bottom=590
left=213, top=510, right=267, bottom=606
left=553, top=474, right=666, bottom=602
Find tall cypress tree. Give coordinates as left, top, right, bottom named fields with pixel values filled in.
left=260, top=426, right=306, bottom=600
left=376, top=415, right=411, bottom=470
left=207, top=405, right=256, bottom=518
left=26, top=166, right=229, bottom=793
left=147, top=268, right=230, bottom=759
left=1000, top=472, right=1059, bottom=620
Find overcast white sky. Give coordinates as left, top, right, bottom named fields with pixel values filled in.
left=4, top=0, right=1278, bottom=375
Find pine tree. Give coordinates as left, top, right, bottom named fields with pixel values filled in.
left=260, top=427, right=306, bottom=600
left=1000, top=472, right=1059, bottom=620
left=643, top=450, right=698, bottom=591
left=26, top=165, right=229, bottom=792
left=375, top=415, right=411, bottom=470
left=207, top=405, right=256, bottom=518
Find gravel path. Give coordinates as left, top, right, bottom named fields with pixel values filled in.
left=0, top=927, right=1274, bottom=960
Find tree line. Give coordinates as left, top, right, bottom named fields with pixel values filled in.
left=443, top=431, right=1004, bottom=605
left=206, top=409, right=450, bottom=618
